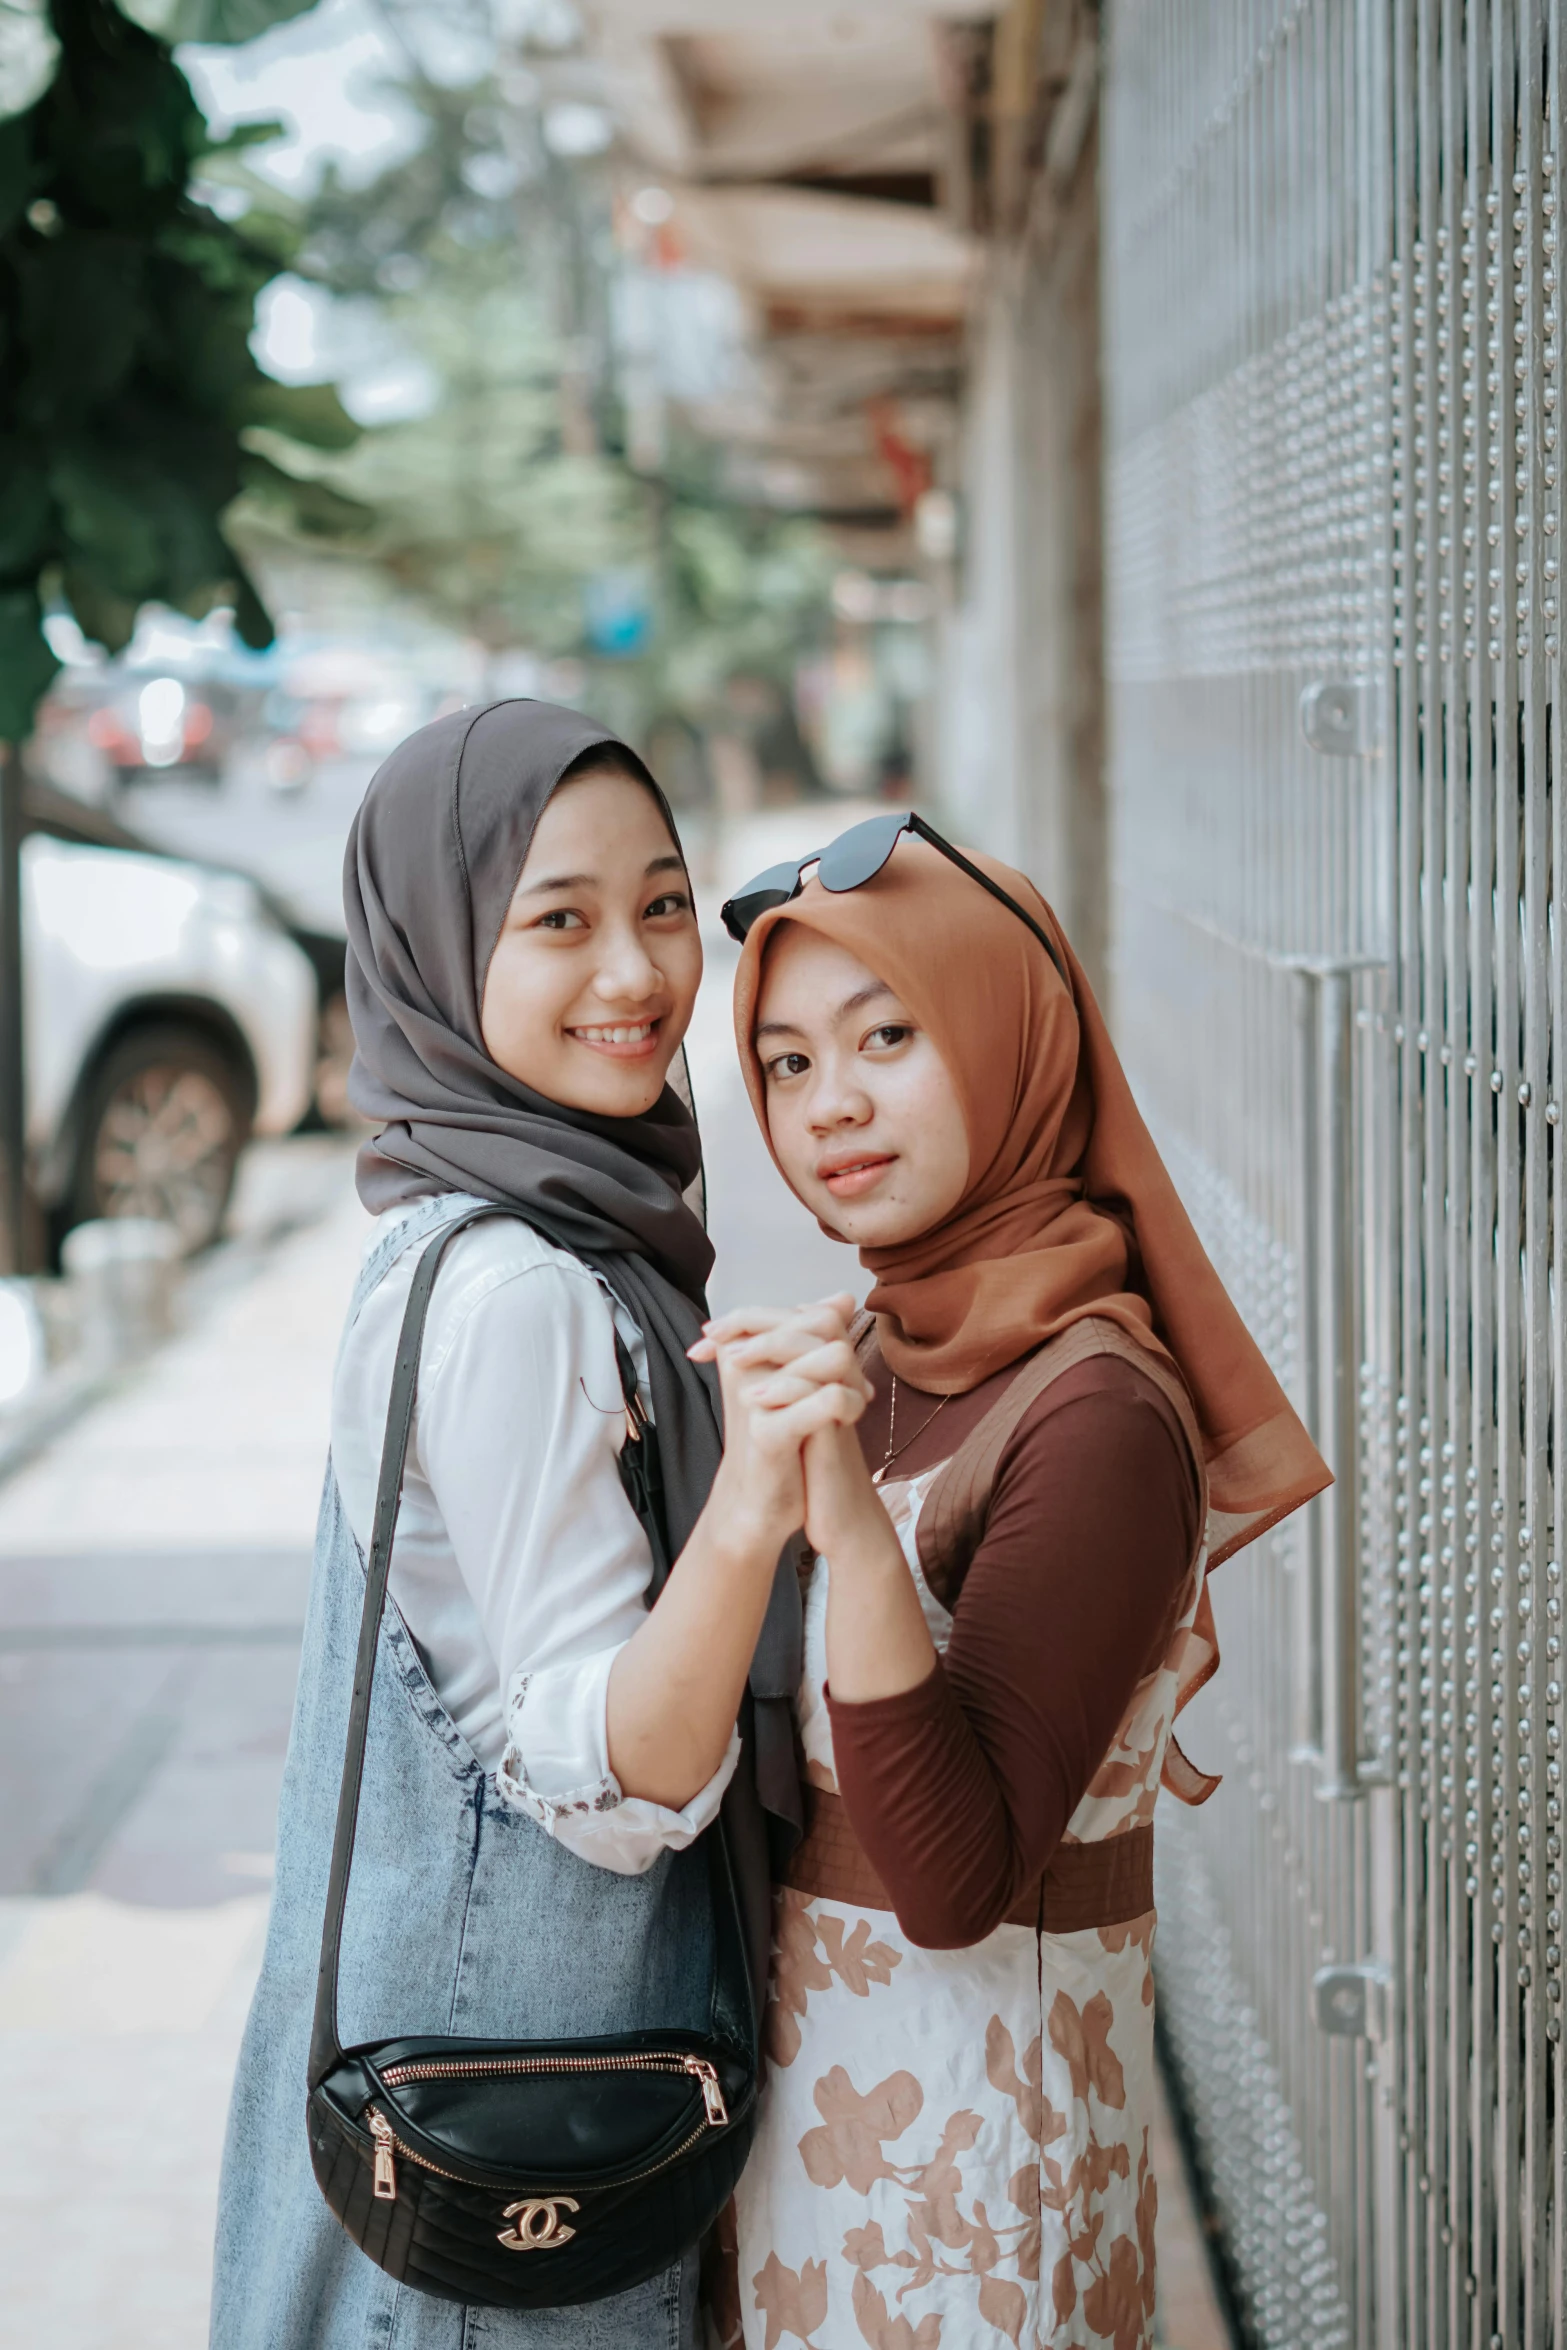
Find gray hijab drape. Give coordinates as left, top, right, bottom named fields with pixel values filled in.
left=343, top=697, right=801, bottom=1993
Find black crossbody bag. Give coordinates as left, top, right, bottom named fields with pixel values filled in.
left=306, top=1205, right=758, bottom=2308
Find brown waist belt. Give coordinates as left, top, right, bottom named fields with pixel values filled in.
left=785, top=1787, right=1154, bottom=1935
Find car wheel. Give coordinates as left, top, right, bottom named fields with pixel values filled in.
left=69, top=1025, right=252, bottom=1254
left=312, top=989, right=356, bottom=1128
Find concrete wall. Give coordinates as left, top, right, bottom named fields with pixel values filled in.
left=936, top=271, right=1025, bottom=866
left=934, top=123, right=1107, bottom=999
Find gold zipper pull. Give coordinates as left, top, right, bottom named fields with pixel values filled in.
left=686, top=2057, right=728, bottom=2126
left=368, top=2108, right=398, bottom=2201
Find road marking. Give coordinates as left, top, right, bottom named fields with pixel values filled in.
left=28, top=1658, right=196, bottom=1897
left=0, top=1621, right=303, bottom=1649
left=0, top=1890, right=268, bottom=2032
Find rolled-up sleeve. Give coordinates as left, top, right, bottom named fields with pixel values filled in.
left=497, top=1654, right=739, bottom=1874
left=415, top=1249, right=738, bottom=1875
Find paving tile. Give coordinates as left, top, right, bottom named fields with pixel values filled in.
left=0, top=1145, right=361, bottom=2348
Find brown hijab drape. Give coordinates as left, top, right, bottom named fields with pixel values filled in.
left=732, top=835, right=1329, bottom=1573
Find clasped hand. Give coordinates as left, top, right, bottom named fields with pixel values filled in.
left=688, top=1295, right=884, bottom=1557
left=613, top=1300, right=907, bottom=1811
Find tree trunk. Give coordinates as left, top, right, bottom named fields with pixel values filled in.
left=0, top=743, right=28, bottom=1274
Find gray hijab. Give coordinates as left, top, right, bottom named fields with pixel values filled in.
left=344, top=698, right=801, bottom=1986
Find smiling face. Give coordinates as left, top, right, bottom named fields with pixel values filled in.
left=479, top=765, right=702, bottom=1116
left=754, top=924, right=970, bottom=1247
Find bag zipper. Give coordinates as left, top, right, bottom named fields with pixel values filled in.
left=365, top=2053, right=728, bottom=2205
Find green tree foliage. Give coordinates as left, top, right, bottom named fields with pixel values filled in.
left=232, top=64, right=638, bottom=655
left=229, top=56, right=834, bottom=754
left=306, top=225, right=647, bottom=654
left=660, top=498, right=834, bottom=723
left=117, top=0, right=317, bottom=37
left=0, top=0, right=359, bottom=740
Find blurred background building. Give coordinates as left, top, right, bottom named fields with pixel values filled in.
left=1, top=2, right=1566, bottom=2347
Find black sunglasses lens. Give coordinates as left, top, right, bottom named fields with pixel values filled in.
left=720, top=889, right=783, bottom=942
left=816, top=812, right=912, bottom=894
left=720, top=860, right=811, bottom=942
left=723, top=809, right=1071, bottom=991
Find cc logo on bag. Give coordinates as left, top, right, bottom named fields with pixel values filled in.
left=498, top=2196, right=580, bottom=2250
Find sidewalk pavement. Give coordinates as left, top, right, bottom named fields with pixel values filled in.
left=0, top=1146, right=366, bottom=2350
left=0, top=925, right=1231, bottom=2348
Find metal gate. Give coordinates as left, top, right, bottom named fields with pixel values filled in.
left=1101, top=2, right=1566, bottom=2343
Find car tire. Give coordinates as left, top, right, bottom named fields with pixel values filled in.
left=66, top=1024, right=252, bottom=1255
left=312, top=988, right=356, bottom=1129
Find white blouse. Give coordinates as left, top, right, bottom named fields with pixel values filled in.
left=331, top=1208, right=739, bottom=1876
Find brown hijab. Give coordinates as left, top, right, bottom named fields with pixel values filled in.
left=732, top=833, right=1329, bottom=1571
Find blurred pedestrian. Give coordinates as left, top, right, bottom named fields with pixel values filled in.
left=700, top=820, right=1330, bottom=2350
left=211, top=701, right=858, bottom=2348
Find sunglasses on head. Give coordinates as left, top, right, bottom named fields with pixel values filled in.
left=720, top=809, right=1070, bottom=988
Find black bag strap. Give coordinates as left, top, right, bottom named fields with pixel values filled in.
left=310, top=1204, right=504, bottom=2084
left=309, top=1204, right=753, bottom=2088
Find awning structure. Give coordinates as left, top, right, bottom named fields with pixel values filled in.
left=582, top=1, right=1106, bottom=889
left=584, top=2, right=995, bottom=537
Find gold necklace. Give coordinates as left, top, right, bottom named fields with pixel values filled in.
left=873, top=1373, right=952, bottom=1485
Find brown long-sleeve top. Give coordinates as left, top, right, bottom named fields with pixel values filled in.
left=824, top=1345, right=1200, bottom=1951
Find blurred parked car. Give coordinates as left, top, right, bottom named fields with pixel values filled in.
left=282, top=921, right=354, bottom=1128
left=253, top=667, right=434, bottom=795
left=75, top=673, right=264, bottom=787
left=21, top=825, right=318, bottom=1255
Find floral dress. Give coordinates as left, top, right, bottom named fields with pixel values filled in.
left=722, top=1359, right=1211, bottom=2350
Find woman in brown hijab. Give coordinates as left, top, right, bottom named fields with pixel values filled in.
left=696, top=822, right=1327, bottom=2350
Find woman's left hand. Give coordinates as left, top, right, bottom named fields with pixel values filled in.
left=805, top=1426, right=939, bottom=1705
left=689, top=1296, right=871, bottom=1412
left=690, top=1296, right=876, bottom=1503
left=801, top=1420, right=887, bottom=1561
left=697, top=1297, right=936, bottom=1705
left=695, top=1302, right=888, bottom=1557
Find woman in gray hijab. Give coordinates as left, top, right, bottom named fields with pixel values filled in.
left=211, top=700, right=864, bottom=2349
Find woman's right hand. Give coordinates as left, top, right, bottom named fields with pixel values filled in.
left=610, top=1297, right=869, bottom=1804
left=611, top=1297, right=870, bottom=1812
left=691, top=1296, right=871, bottom=1551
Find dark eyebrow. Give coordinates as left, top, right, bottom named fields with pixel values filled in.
left=518, top=853, right=687, bottom=899
left=840, top=983, right=901, bottom=1017
left=754, top=983, right=901, bottom=1043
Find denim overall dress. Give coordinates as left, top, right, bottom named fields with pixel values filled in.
left=211, top=1193, right=713, bottom=2349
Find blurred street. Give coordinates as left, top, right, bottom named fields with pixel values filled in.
left=0, top=1139, right=356, bottom=2350
left=116, top=754, right=380, bottom=939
